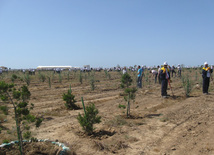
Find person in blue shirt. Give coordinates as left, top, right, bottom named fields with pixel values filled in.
left=202, top=62, right=213, bottom=94
left=137, top=65, right=143, bottom=88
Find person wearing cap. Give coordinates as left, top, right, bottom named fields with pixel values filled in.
left=160, top=62, right=170, bottom=98
left=202, top=62, right=213, bottom=94
left=137, top=65, right=143, bottom=88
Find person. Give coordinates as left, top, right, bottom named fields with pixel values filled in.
left=122, top=67, right=127, bottom=74
left=137, top=65, right=143, bottom=88
left=177, top=64, right=181, bottom=77
left=202, top=62, right=213, bottom=94
left=160, top=62, right=170, bottom=98
left=171, top=65, right=176, bottom=77
left=157, top=65, right=161, bottom=84
left=150, top=69, right=158, bottom=83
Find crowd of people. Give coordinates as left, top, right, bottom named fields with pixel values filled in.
left=122, top=62, right=213, bottom=98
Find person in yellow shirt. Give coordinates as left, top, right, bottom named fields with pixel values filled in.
left=160, top=62, right=170, bottom=98
left=202, top=62, right=213, bottom=94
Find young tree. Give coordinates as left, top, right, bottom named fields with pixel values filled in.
left=0, top=81, right=42, bottom=155
left=120, top=73, right=137, bottom=117
left=77, top=103, right=101, bottom=135
left=63, top=87, right=79, bottom=110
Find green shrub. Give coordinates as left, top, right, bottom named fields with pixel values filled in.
left=120, top=73, right=132, bottom=88
left=11, top=74, right=18, bottom=83
left=118, top=104, right=126, bottom=109
left=77, top=103, right=101, bottom=134
left=63, top=89, right=79, bottom=110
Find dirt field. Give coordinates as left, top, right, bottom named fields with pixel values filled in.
left=1, top=69, right=214, bottom=155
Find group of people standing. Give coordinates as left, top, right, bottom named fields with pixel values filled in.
left=122, top=61, right=213, bottom=98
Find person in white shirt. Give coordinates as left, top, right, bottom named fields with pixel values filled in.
left=150, top=69, right=158, bottom=83
left=122, top=67, right=127, bottom=74
left=177, top=64, right=181, bottom=77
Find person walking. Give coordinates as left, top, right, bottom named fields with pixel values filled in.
left=137, top=65, right=143, bottom=88
left=202, top=62, right=213, bottom=94
left=171, top=65, right=176, bottom=77
left=160, top=62, right=170, bottom=98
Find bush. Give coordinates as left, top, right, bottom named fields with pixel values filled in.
left=77, top=103, right=101, bottom=134
left=11, top=74, right=18, bottom=83
left=63, top=90, right=79, bottom=110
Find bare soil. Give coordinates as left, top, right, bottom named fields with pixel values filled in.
left=1, top=70, right=214, bottom=155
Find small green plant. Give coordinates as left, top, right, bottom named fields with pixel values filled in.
left=118, top=104, right=126, bottom=109
left=79, top=72, right=83, bottom=84
left=90, top=76, right=95, bottom=91
left=120, top=73, right=132, bottom=88
left=11, top=74, right=18, bottom=83
left=182, top=75, right=193, bottom=97
left=62, top=88, right=79, bottom=110
left=24, top=73, right=30, bottom=86
left=3, top=139, right=10, bottom=143
left=77, top=103, right=101, bottom=135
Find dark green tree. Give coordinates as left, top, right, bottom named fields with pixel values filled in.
left=63, top=88, right=79, bottom=110
left=77, top=103, right=101, bottom=135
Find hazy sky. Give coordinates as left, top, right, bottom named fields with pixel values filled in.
left=0, top=0, right=213, bottom=69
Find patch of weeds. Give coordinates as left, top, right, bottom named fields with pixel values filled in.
left=118, top=104, right=126, bottom=109
left=3, top=139, right=10, bottom=143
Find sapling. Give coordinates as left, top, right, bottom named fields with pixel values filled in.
left=79, top=72, right=83, bottom=84
left=90, top=75, right=95, bottom=91
left=77, top=102, right=101, bottom=135
left=62, top=86, right=79, bottom=110
left=0, top=81, right=42, bottom=155
left=120, top=73, right=137, bottom=117
left=182, top=75, right=193, bottom=97
left=24, top=73, right=30, bottom=86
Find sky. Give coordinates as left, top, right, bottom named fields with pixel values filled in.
left=0, top=0, right=214, bottom=69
